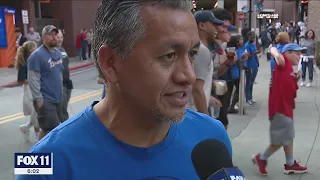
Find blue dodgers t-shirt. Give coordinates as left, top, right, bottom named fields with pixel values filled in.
left=244, top=41, right=258, bottom=70
left=231, top=47, right=246, bottom=80
left=16, top=102, right=232, bottom=180
left=28, top=45, right=64, bottom=103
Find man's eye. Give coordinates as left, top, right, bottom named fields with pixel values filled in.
left=162, top=52, right=177, bottom=62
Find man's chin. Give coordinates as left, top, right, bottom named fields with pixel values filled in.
left=158, top=111, right=186, bottom=124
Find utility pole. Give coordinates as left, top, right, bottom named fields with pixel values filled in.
left=249, top=0, right=252, bottom=29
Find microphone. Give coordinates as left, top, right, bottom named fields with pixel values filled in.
left=191, top=139, right=246, bottom=180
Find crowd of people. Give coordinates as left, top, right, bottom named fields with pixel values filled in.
left=260, top=21, right=317, bottom=87
left=14, top=0, right=316, bottom=179
left=75, top=28, right=94, bottom=61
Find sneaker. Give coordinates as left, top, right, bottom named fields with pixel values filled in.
left=300, top=82, right=305, bottom=87
left=247, top=100, right=256, bottom=106
left=306, top=82, right=312, bottom=87
left=284, top=161, right=307, bottom=174
left=227, top=107, right=238, bottom=114
left=20, top=124, right=31, bottom=143
left=252, top=154, right=268, bottom=176
left=250, top=100, right=257, bottom=104
left=234, top=104, right=239, bottom=110
left=19, top=124, right=30, bottom=134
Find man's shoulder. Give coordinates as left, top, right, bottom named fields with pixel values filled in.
left=196, top=44, right=211, bottom=58
left=30, top=107, right=91, bottom=152
left=181, top=109, right=232, bottom=156
left=33, top=46, right=47, bottom=55
left=183, top=109, right=226, bottom=132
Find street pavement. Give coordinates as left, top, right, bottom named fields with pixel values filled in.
left=0, top=55, right=319, bottom=179
left=0, top=57, right=95, bottom=88
left=0, top=67, right=103, bottom=180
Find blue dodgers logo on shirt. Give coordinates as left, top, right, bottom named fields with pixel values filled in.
left=48, top=58, right=63, bottom=68
left=207, top=167, right=246, bottom=180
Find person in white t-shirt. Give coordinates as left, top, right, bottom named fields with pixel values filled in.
left=188, top=10, right=224, bottom=115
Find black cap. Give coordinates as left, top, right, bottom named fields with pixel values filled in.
left=42, top=25, right=58, bottom=36
left=247, top=31, right=256, bottom=38
left=194, top=10, right=224, bottom=25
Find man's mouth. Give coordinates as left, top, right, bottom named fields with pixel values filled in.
left=171, top=92, right=186, bottom=98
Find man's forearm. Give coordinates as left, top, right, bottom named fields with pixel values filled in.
left=192, top=88, right=209, bottom=115
left=28, top=70, right=43, bottom=101
left=217, top=58, right=233, bottom=77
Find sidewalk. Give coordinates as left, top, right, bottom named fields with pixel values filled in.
left=228, top=55, right=320, bottom=179
left=0, top=57, right=95, bottom=88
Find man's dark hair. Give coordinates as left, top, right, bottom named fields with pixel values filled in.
left=241, top=28, right=250, bottom=43
left=227, top=35, right=241, bottom=49
left=211, top=8, right=232, bottom=21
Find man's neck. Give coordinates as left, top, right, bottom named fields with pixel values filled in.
left=199, top=33, right=209, bottom=47
left=93, top=89, right=171, bottom=148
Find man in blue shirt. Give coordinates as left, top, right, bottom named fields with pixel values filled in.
left=17, top=1, right=232, bottom=180
left=27, top=25, right=63, bottom=141
left=244, top=31, right=261, bottom=105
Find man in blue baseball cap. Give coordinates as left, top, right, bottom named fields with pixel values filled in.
left=252, top=43, right=307, bottom=176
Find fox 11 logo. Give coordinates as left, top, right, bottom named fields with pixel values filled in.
left=14, top=153, right=53, bottom=175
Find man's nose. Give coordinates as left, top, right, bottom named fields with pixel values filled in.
left=172, top=55, right=196, bottom=85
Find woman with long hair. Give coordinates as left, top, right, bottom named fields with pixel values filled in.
left=15, top=41, right=39, bottom=143
left=300, top=29, right=317, bottom=87
left=227, top=35, right=248, bottom=113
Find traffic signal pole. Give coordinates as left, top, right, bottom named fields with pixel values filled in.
left=248, top=0, right=252, bottom=29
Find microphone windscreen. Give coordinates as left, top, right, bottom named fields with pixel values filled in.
left=191, top=139, right=233, bottom=180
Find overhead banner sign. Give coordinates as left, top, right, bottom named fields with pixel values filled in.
left=0, top=7, right=16, bottom=48
left=257, top=13, right=279, bottom=19
left=0, top=9, right=5, bottom=48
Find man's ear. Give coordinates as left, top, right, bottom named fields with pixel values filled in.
left=198, top=22, right=205, bottom=31
left=98, top=45, right=119, bottom=84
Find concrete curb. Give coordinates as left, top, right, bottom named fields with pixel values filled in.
left=0, top=61, right=95, bottom=88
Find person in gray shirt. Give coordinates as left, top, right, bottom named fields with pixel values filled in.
left=28, top=25, right=64, bottom=140
left=57, top=29, right=73, bottom=121
left=189, top=10, right=224, bottom=115
left=300, top=29, right=317, bottom=87
left=26, top=27, right=41, bottom=45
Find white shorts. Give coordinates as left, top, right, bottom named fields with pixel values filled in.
left=22, top=85, right=39, bottom=128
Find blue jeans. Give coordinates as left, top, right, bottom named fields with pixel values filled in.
left=77, top=48, right=82, bottom=60
left=301, top=58, right=314, bottom=82
left=245, top=68, right=258, bottom=102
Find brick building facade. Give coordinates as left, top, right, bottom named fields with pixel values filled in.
left=1, top=0, right=100, bottom=56
left=308, top=0, right=320, bottom=38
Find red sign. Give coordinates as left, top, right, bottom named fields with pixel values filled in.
left=238, top=12, right=245, bottom=21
